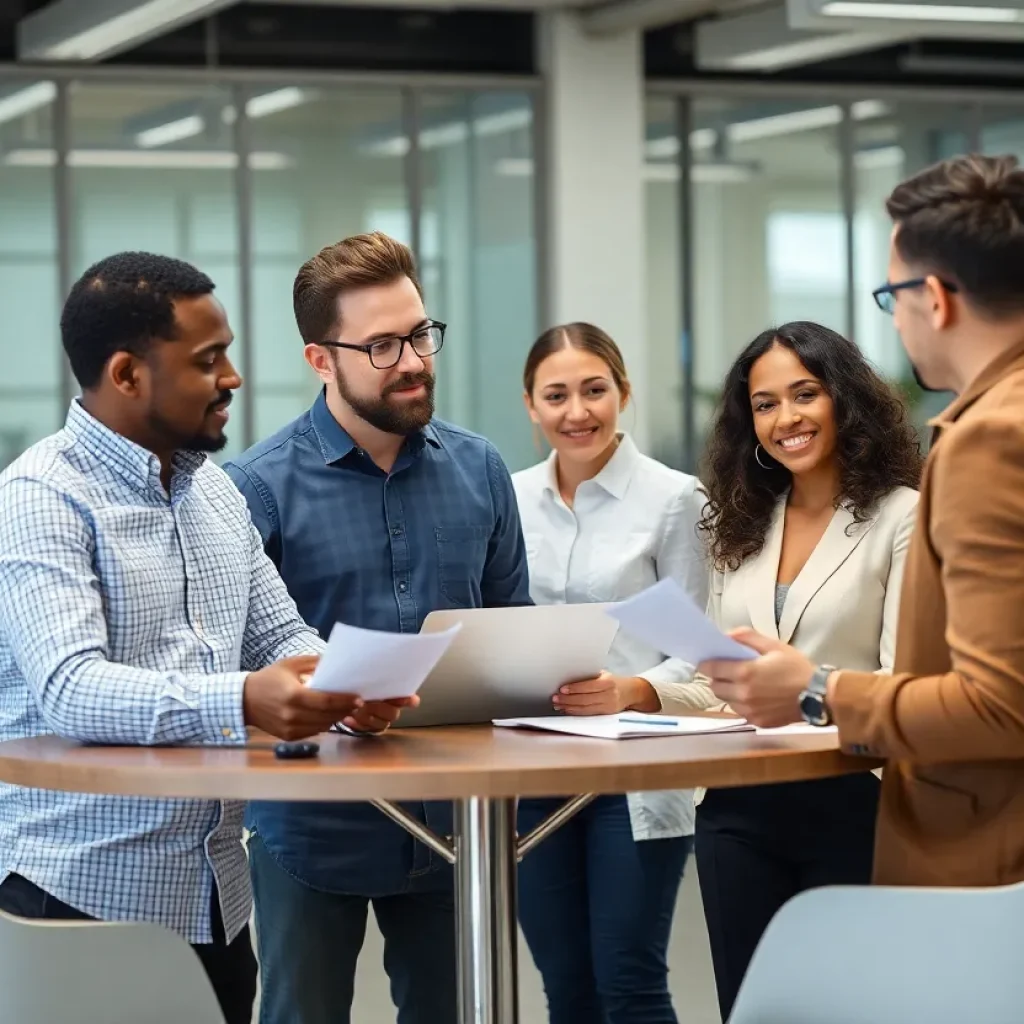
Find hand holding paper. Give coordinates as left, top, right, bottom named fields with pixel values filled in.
left=309, top=620, right=462, bottom=701
left=607, top=578, right=756, bottom=665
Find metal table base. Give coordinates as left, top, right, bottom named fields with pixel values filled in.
left=372, top=795, right=594, bottom=1024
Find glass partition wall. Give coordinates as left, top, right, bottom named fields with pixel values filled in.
left=646, top=84, right=1024, bottom=471
left=0, top=70, right=540, bottom=471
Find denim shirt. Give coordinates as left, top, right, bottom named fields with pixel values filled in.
left=224, top=391, right=531, bottom=894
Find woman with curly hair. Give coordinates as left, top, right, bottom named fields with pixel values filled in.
left=694, top=321, right=923, bottom=1020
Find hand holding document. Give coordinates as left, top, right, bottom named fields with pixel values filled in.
left=308, top=620, right=462, bottom=700
left=493, top=712, right=753, bottom=740
left=607, top=578, right=757, bottom=664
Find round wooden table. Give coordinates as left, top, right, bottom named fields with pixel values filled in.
left=0, top=723, right=878, bottom=1024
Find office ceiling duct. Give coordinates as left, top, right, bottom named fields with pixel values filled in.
left=787, top=0, right=1024, bottom=38
left=17, top=0, right=239, bottom=62
left=579, top=0, right=719, bottom=36
left=695, top=3, right=914, bottom=70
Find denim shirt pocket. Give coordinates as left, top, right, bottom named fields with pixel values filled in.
left=435, top=524, right=490, bottom=607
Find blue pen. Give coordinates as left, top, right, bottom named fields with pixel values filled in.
left=619, top=716, right=680, bottom=727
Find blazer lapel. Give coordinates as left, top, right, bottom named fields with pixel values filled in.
left=777, top=504, right=875, bottom=644
left=744, top=500, right=786, bottom=640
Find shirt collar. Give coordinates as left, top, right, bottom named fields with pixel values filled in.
left=928, top=335, right=1024, bottom=434
left=310, top=387, right=443, bottom=466
left=64, top=400, right=205, bottom=493
left=542, top=432, right=639, bottom=501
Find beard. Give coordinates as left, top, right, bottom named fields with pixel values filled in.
left=150, top=391, right=232, bottom=454
left=336, top=369, right=435, bottom=436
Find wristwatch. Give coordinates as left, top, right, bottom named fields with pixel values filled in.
left=799, top=665, right=836, bottom=727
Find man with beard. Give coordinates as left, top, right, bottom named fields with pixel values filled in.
left=0, top=252, right=373, bottom=1024
left=698, top=154, right=1024, bottom=890
left=225, top=232, right=530, bottom=1024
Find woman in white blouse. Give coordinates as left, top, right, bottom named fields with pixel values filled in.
left=512, top=322, right=714, bottom=1024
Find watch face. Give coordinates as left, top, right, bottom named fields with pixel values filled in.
left=800, top=691, right=828, bottom=726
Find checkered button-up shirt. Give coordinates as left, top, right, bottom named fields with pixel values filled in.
left=0, top=401, right=323, bottom=943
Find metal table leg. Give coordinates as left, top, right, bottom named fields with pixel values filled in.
left=372, top=795, right=594, bottom=1024
left=454, top=797, right=518, bottom=1024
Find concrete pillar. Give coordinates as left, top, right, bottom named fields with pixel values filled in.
left=538, top=11, right=649, bottom=448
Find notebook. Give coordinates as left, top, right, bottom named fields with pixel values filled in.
left=492, top=712, right=754, bottom=740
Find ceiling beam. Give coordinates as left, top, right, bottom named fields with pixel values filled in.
left=695, top=2, right=914, bottom=70
left=17, top=0, right=240, bottom=62
left=580, top=0, right=719, bottom=36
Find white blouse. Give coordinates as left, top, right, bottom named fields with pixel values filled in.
left=512, top=434, right=717, bottom=840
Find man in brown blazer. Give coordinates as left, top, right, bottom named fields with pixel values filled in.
left=700, top=153, right=1024, bottom=888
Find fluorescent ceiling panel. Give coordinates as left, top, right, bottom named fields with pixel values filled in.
left=695, top=3, right=913, bottom=70
left=18, top=0, right=239, bottom=62
left=0, top=82, right=57, bottom=126
left=789, top=0, right=1024, bottom=37
left=493, top=157, right=757, bottom=184
left=4, top=148, right=292, bottom=170
left=135, top=114, right=205, bottom=148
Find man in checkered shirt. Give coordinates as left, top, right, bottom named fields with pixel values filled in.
left=0, top=252, right=413, bottom=1024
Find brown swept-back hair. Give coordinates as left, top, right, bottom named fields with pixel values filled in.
left=523, top=322, right=631, bottom=399
left=698, top=322, right=923, bottom=573
left=293, top=231, right=422, bottom=346
left=887, top=153, right=1024, bottom=317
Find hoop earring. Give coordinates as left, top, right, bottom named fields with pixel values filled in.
left=755, top=444, right=773, bottom=470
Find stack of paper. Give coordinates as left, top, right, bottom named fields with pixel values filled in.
left=308, top=620, right=462, bottom=700
left=493, top=712, right=753, bottom=740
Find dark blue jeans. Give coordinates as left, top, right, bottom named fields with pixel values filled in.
left=249, top=832, right=457, bottom=1024
left=517, top=794, right=692, bottom=1024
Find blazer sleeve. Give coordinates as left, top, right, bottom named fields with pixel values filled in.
left=643, top=483, right=720, bottom=715
left=877, top=498, right=918, bottom=673
left=832, top=418, right=1024, bottom=761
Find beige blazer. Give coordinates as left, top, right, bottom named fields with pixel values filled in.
left=710, top=486, right=919, bottom=670
left=658, top=486, right=919, bottom=719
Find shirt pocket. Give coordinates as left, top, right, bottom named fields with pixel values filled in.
left=585, top=530, right=654, bottom=603
left=435, top=524, right=490, bottom=608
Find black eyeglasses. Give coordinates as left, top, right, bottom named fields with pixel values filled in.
left=320, top=321, right=446, bottom=370
left=872, top=277, right=958, bottom=315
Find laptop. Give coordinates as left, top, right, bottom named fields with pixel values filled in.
left=392, top=603, right=620, bottom=728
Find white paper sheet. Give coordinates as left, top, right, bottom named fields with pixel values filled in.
left=493, top=712, right=754, bottom=740
left=308, top=620, right=462, bottom=700
left=608, top=578, right=757, bottom=665
left=755, top=723, right=839, bottom=736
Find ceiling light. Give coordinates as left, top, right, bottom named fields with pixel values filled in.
left=4, top=148, right=293, bottom=170
left=821, top=0, right=1023, bottom=19
left=362, top=107, right=532, bottom=158
left=222, top=87, right=313, bottom=126
left=493, top=157, right=757, bottom=184
left=135, top=114, right=205, bottom=149
left=0, top=82, right=57, bottom=126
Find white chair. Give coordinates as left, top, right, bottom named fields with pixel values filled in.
left=728, top=881, right=1024, bottom=1024
left=0, top=908, right=226, bottom=1023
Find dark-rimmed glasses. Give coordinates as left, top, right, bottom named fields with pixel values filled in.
left=872, top=277, right=958, bottom=315
left=320, top=321, right=446, bottom=369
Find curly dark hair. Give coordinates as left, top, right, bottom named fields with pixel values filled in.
left=61, top=251, right=215, bottom=390
left=698, top=321, right=924, bottom=572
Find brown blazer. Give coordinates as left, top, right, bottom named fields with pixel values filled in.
left=832, top=339, right=1024, bottom=887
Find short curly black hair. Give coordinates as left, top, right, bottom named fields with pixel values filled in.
left=61, top=251, right=216, bottom=389
left=699, top=321, right=924, bottom=573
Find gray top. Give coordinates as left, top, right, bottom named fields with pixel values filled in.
left=775, top=583, right=791, bottom=626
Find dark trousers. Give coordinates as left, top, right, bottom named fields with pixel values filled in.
left=517, top=793, right=692, bottom=1024
left=695, top=773, right=880, bottom=1022
left=249, top=832, right=457, bottom=1024
left=0, top=871, right=257, bottom=1024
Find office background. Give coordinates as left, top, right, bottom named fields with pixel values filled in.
left=4, top=55, right=1024, bottom=477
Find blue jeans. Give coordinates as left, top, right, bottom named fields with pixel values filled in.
left=517, top=794, right=691, bottom=1024
left=249, top=832, right=457, bottom=1024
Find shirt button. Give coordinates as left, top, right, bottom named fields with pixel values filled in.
left=398, top=581, right=408, bottom=593
left=392, top=527, right=403, bottom=537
